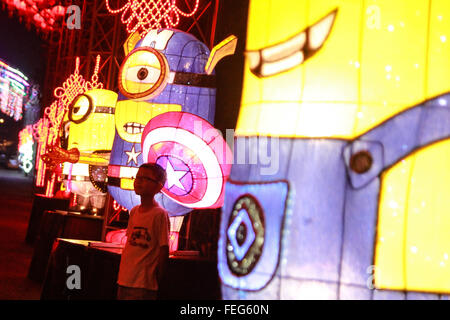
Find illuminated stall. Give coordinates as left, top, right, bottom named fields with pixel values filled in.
left=0, top=59, right=29, bottom=121
left=218, top=0, right=450, bottom=299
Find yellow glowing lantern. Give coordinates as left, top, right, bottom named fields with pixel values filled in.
left=62, top=89, right=118, bottom=213
left=218, top=0, right=450, bottom=299
left=66, top=89, right=117, bottom=156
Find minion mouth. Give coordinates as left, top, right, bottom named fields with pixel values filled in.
left=246, top=9, right=337, bottom=77
left=124, top=122, right=145, bottom=134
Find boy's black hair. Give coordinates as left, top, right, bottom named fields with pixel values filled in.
left=139, top=162, right=167, bottom=186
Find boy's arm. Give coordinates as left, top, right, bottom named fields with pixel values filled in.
left=125, top=207, right=136, bottom=238
left=156, top=245, right=169, bottom=286
left=156, top=211, right=170, bottom=286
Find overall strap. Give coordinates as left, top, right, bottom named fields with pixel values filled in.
left=343, top=93, right=450, bottom=189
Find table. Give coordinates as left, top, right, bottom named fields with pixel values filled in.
left=41, top=239, right=222, bottom=300
left=25, top=194, right=70, bottom=244
left=28, top=210, right=104, bottom=283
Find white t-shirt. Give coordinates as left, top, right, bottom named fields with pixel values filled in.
left=117, top=204, right=169, bottom=291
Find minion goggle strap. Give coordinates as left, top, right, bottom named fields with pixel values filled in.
left=68, top=93, right=115, bottom=124
left=170, top=72, right=216, bottom=88
left=118, top=46, right=215, bottom=101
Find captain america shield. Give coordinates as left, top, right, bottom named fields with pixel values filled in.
left=141, top=112, right=232, bottom=208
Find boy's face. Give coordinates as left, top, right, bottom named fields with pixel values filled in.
left=133, top=167, right=163, bottom=196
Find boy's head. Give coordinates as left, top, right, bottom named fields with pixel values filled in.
left=134, top=162, right=167, bottom=196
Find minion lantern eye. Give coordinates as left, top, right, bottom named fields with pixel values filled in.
left=68, top=94, right=93, bottom=124
left=118, top=47, right=170, bottom=100
left=137, top=67, right=148, bottom=80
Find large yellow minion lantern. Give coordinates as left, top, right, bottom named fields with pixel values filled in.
left=218, top=0, right=450, bottom=299
left=62, top=89, right=118, bottom=214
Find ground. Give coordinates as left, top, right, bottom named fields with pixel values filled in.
left=0, top=167, right=42, bottom=299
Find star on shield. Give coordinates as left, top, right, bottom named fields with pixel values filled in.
left=125, top=145, right=141, bottom=165
left=165, top=160, right=188, bottom=191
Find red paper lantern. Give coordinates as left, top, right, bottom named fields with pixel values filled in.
left=33, top=13, right=43, bottom=24
left=52, top=5, right=65, bottom=17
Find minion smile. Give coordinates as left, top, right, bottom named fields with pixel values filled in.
left=123, top=122, right=145, bottom=134
left=246, top=9, right=337, bottom=77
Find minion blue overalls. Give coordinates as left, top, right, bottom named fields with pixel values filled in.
left=218, top=92, right=450, bottom=300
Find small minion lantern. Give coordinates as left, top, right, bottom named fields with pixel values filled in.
left=218, top=0, right=450, bottom=299
left=108, top=29, right=235, bottom=215
left=62, top=89, right=118, bottom=214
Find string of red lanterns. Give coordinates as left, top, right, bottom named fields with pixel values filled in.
left=1, top=0, right=67, bottom=33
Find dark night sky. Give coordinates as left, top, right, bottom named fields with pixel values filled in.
left=0, top=7, right=46, bottom=148
left=213, top=0, right=248, bottom=135
left=0, top=7, right=46, bottom=85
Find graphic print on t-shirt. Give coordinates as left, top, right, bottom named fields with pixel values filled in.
left=129, top=226, right=151, bottom=248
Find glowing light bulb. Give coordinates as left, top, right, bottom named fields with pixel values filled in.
left=389, top=200, right=398, bottom=209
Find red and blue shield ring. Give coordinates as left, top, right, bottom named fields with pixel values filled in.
left=142, top=112, right=232, bottom=208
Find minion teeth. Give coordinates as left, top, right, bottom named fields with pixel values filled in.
left=246, top=9, right=336, bottom=78
left=123, top=122, right=145, bottom=134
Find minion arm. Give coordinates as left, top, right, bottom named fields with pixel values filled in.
left=205, top=35, right=238, bottom=75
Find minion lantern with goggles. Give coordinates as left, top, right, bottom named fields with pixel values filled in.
left=218, top=0, right=450, bottom=299
left=108, top=29, right=236, bottom=215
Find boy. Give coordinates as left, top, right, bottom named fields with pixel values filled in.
left=117, top=162, right=170, bottom=300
